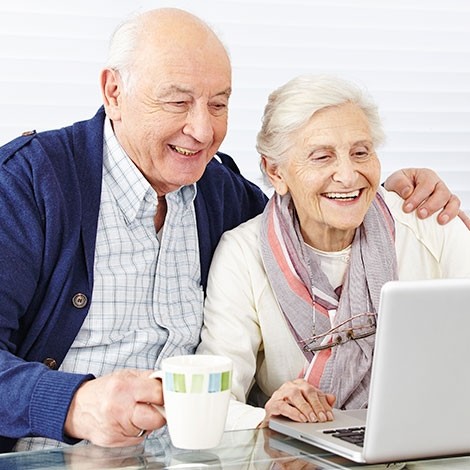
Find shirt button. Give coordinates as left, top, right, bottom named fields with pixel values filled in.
left=21, top=130, right=36, bottom=136
left=72, top=293, right=88, bottom=309
left=43, top=358, right=58, bottom=370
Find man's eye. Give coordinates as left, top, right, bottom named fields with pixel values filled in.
left=162, top=101, right=189, bottom=113
left=209, top=103, right=228, bottom=116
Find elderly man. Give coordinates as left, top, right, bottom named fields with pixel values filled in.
left=0, top=8, right=463, bottom=452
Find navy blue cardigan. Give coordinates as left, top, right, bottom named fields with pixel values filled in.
left=0, top=108, right=267, bottom=452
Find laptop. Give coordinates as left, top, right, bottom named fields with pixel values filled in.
left=270, top=278, right=470, bottom=464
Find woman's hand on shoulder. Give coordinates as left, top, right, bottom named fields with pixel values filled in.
left=261, top=379, right=335, bottom=427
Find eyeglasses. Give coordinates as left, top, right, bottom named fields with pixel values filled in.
left=301, top=312, right=377, bottom=353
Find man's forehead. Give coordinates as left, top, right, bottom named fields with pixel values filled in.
left=156, top=83, right=232, bottom=98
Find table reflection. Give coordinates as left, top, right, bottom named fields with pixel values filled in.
left=1, top=427, right=470, bottom=469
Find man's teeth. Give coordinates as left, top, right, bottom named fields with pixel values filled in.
left=324, top=190, right=360, bottom=200
left=171, top=145, right=198, bottom=156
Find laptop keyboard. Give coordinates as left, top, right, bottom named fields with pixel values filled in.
left=323, top=426, right=365, bottom=447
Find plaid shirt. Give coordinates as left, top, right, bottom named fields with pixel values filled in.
left=15, top=119, right=202, bottom=451
left=61, top=118, right=202, bottom=375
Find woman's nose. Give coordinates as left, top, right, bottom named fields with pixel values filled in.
left=332, top=157, right=357, bottom=186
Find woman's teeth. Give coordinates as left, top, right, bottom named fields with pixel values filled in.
left=324, top=190, right=360, bottom=200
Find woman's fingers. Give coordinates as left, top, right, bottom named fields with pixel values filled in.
left=264, top=379, right=336, bottom=425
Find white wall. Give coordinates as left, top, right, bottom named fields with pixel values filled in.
left=1, top=0, right=469, bottom=210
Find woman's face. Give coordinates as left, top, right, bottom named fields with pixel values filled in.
left=266, top=102, right=381, bottom=251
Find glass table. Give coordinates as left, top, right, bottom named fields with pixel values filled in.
left=0, top=428, right=469, bottom=469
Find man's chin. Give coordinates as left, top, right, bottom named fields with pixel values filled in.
left=167, top=170, right=208, bottom=190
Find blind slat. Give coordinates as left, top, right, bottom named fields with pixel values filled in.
left=1, top=0, right=469, bottom=211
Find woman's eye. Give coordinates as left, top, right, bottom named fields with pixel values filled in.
left=311, top=153, right=331, bottom=162
left=353, top=149, right=370, bottom=158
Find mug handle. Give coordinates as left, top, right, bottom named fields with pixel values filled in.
left=149, top=370, right=166, bottom=418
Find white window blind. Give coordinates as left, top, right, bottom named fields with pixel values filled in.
left=1, top=0, right=469, bottom=211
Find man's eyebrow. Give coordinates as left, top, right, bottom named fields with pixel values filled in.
left=158, top=85, right=232, bottom=98
left=158, top=85, right=191, bottom=96
left=216, top=88, right=232, bottom=98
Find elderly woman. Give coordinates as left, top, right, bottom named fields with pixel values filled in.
left=196, top=74, right=470, bottom=431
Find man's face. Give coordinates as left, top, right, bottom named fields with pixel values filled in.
left=105, top=31, right=231, bottom=195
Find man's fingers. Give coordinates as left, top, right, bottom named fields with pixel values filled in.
left=402, top=182, right=441, bottom=214
left=64, top=370, right=166, bottom=447
left=458, top=210, right=470, bottom=230
left=384, top=168, right=462, bottom=224
left=383, top=170, right=414, bottom=200
left=131, top=401, right=166, bottom=435
left=413, top=184, right=460, bottom=221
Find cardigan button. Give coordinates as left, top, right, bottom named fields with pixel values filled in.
left=72, top=293, right=88, bottom=309
left=43, top=358, right=58, bottom=370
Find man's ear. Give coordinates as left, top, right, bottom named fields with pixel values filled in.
left=100, top=68, right=122, bottom=121
left=261, top=155, right=289, bottom=195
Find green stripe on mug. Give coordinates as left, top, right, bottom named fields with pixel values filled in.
left=221, top=371, right=231, bottom=391
left=191, top=374, right=204, bottom=393
left=173, top=373, right=186, bottom=393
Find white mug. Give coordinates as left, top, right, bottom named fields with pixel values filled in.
left=150, top=354, right=232, bottom=449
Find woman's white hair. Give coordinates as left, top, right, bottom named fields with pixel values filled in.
left=256, top=74, right=385, bottom=174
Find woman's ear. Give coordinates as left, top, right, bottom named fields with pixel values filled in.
left=261, top=156, right=289, bottom=195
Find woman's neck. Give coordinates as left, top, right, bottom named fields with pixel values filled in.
left=301, top=227, right=355, bottom=252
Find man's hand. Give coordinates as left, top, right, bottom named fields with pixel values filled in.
left=458, top=210, right=470, bottom=230
left=384, top=168, right=469, bottom=228
left=64, top=369, right=166, bottom=447
left=261, top=379, right=335, bottom=428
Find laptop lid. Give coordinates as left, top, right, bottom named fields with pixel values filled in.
left=270, top=278, right=470, bottom=464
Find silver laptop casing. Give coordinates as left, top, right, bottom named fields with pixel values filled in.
left=270, top=278, right=470, bottom=464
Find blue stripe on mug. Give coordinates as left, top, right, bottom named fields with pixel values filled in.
left=208, top=372, right=221, bottom=393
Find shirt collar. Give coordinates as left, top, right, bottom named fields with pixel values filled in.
left=103, top=119, right=197, bottom=223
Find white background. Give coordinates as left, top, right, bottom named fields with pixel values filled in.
left=1, top=0, right=469, bottom=211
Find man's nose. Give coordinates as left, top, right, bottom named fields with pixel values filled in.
left=183, top=104, right=214, bottom=143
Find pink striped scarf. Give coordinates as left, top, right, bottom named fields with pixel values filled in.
left=260, top=189, right=398, bottom=409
